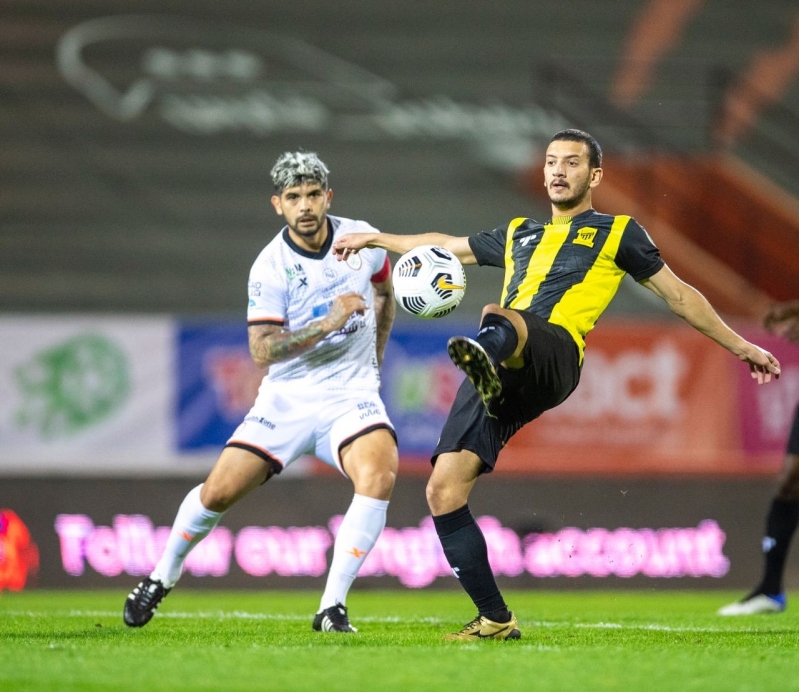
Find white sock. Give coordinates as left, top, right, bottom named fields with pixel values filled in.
left=319, top=493, right=389, bottom=611
left=150, top=484, right=224, bottom=589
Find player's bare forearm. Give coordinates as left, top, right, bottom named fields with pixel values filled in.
left=641, top=266, right=746, bottom=348
left=671, top=287, right=780, bottom=382
left=669, top=285, right=748, bottom=353
left=372, top=279, right=395, bottom=366
left=642, top=266, right=745, bottom=352
left=642, top=265, right=780, bottom=383
left=248, top=293, right=367, bottom=368
left=248, top=322, right=329, bottom=368
left=333, top=232, right=476, bottom=265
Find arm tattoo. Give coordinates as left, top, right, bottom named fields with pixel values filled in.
left=249, top=322, right=329, bottom=368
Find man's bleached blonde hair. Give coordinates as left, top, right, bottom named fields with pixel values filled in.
left=270, top=151, right=330, bottom=191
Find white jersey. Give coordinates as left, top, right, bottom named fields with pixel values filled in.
left=247, top=215, right=389, bottom=391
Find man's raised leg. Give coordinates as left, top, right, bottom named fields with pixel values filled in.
left=447, top=305, right=527, bottom=411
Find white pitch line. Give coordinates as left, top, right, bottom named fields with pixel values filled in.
left=530, top=620, right=746, bottom=633
left=2, top=610, right=761, bottom=633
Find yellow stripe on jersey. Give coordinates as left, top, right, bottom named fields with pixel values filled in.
left=499, top=217, right=529, bottom=306
left=548, top=215, right=630, bottom=362
left=508, top=220, right=572, bottom=311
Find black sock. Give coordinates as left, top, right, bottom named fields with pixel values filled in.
left=758, top=497, right=799, bottom=595
left=475, top=314, right=518, bottom=366
left=432, top=504, right=510, bottom=621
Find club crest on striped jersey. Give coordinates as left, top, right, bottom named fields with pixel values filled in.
left=573, top=227, right=597, bottom=248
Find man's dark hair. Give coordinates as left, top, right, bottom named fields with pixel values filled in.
left=550, top=129, right=602, bottom=169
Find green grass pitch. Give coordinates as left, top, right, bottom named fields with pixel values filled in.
left=1, top=589, right=798, bottom=692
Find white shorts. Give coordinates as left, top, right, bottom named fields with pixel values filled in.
left=226, top=383, right=395, bottom=476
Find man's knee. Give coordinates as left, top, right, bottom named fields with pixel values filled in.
left=201, top=472, right=272, bottom=512
left=425, top=460, right=476, bottom=516
left=426, top=474, right=467, bottom=515
left=345, top=434, right=398, bottom=500
left=479, top=304, right=527, bottom=361
left=426, top=453, right=480, bottom=515
left=200, top=449, right=274, bottom=512
left=425, top=475, right=448, bottom=514
left=354, top=462, right=397, bottom=499
left=199, top=480, right=235, bottom=512
left=481, top=303, right=504, bottom=319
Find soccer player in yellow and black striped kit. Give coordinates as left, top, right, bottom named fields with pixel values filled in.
left=333, top=129, right=781, bottom=641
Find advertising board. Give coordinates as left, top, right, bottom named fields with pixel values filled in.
left=0, top=476, right=788, bottom=591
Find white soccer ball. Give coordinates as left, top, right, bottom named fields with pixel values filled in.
left=392, top=245, right=466, bottom=319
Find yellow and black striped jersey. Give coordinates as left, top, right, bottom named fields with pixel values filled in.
left=468, top=208, right=664, bottom=361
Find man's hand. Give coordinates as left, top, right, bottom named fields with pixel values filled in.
left=738, top=343, right=781, bottom=384
left=332, top=234, right=376, bottom=262
left=321, top=292, right=368, bottom=331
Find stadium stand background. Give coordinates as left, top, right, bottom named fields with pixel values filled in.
left=2, top=0, right=797, bottom=321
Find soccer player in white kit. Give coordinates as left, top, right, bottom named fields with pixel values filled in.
left=123, top=152, right=399, bottom=633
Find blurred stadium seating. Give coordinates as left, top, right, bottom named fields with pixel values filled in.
left=2, top=0, right=797, bottom=319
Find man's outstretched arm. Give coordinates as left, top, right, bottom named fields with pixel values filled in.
left=641, top=264, right=781, bottom=384
left=332, top=232, right=477, bottom=265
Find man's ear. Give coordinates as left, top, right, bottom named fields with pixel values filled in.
left=271, top=194, right=282, bottom=215
left=589, top=167, right=603, bottom=188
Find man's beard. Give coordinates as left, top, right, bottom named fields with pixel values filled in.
left=549, top=179, right=590, bottom=210
left=289, top=216, right=325, bottom=236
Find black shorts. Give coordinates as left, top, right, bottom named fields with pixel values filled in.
left=432, top=311, right=581, bottom=473
left=788, top=403, right=799, bottom=456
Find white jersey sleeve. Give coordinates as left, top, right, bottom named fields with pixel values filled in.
left=247, top=249, right=288, bottom=327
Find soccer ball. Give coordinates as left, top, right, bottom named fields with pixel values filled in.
left=392, top=245, right=466, bottom=319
